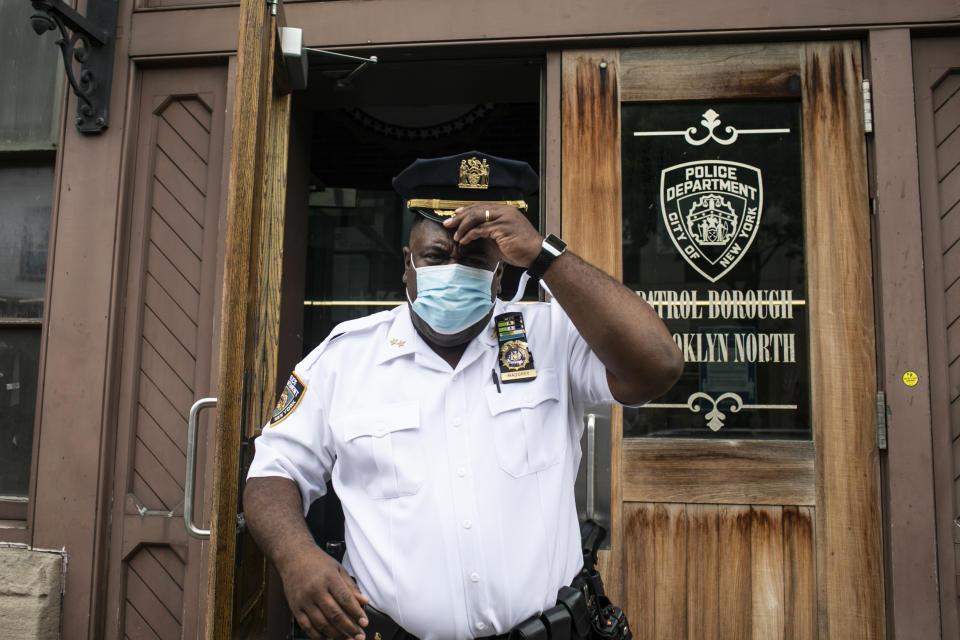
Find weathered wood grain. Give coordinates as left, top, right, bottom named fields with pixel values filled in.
left=206, top=2, right=290, bottom=637
left=718, top=505, right=752, bottom=640
left=686, top=504, right=719, bottom=638
left=750, top=506, right=784, bottom=640
left=624, top=503, right=656, bottom=640
left=561, top=49, right=625, bottom=606
left=623, top=439, right=814, bottom=506
left=620, top=44, right=802, bottom=102
left=802, top=40, right=885, bottom=639
left=654, top=504, right=688, bottom=640
left=783, top=506, right=815, bottom=640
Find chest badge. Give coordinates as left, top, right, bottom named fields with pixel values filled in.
left=494, top=312, right=537, bottom=382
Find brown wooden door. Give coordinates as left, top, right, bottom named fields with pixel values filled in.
left=103, top=64, right=229, bottom=640
left=562, top=43, right=884, bottom=639
left=204, top=0, right=293, bottom=638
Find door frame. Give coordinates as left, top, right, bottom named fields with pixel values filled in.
left=205, top=0, right=293, bottom=637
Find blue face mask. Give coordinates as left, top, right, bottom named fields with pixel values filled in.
left=409, top=260, right=497, bottom=335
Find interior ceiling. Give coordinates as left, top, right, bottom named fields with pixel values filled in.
left=307, top=59, right=542, bottom=192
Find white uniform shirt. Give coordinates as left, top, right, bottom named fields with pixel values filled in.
left=248, top=299, right=618, bottom=640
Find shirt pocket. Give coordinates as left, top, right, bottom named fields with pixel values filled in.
left=484, top=368, right=566, bottom=477
left=341, top=400, right=423, bottom=499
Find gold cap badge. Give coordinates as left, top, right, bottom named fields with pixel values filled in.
left=458, top=156, right=490, bottom=190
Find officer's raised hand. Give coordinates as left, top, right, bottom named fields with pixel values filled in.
left=447, top=200, right=682, bottom=405
left=444, top=203, right=542, bottom=268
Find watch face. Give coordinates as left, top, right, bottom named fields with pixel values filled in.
left=545, top=234, right=567, bottom=253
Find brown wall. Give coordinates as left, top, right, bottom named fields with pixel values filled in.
left=128, top=1, right=960, bottom=56
left=12, top=0, right=959, bottom=638
left=29, top=1, right=137, bottom=636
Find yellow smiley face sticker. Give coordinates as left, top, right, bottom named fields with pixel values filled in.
left=902, top=371, right=919, bottom=387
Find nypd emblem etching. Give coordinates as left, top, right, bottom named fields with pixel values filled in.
left=270, top=372, right=306, bottom=426
left=660, top=160, right=763, bottom=283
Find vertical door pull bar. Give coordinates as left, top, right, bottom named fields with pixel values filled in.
left=185, top=397, right=217, bottom=539
left=586, top=413, right=597, bottom=521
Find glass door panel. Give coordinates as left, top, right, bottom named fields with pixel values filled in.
left=621, top=101, right=810, bottom=440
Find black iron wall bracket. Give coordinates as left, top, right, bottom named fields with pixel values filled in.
left=30, top=0, right=118, bottom=134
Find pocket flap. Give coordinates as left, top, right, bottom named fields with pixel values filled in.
left=484, top=368, right=560, bottom=416
left=343, top=400, right=420, bottom=441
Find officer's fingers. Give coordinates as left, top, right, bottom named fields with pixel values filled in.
left=318, top=595, right=365, bottom=640
left=330, top=573, right=369, bottom=625
left=293, top=608, right=323, bottom=640
left=446, top=205, right=487, bottom=241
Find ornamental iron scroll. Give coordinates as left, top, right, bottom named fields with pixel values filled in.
left=30, top=0, right=117, bottom=134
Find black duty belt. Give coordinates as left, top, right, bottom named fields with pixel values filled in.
left=362, top=586, right=591, bottom=640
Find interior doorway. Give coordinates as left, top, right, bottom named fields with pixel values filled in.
left=297, top=57, right=544, bottom=355
left=269, top=55, right=546, bottom=637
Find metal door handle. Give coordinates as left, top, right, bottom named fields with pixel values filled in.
left=585, top=413, right=596, bottom=521
left=185, top=397, right=217, bottom=539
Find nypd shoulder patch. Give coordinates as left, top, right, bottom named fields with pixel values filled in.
left=270, top=372, right=306, bottom=426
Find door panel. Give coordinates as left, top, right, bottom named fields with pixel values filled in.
left=105, top=65, right=228, bottom=640
left=562, top=42, right=884, bottom=638
left=623, top=504, right=815, bottom=640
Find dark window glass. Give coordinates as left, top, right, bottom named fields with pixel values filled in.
left=0, top=329, right=40, bottom=496
left=620, top=101, right=809, bottom=440
left=302, top=187, right=541, bottom=353
left=0, top=165, right=53, bottom=318
left=303, top=99, right=542, bottom=354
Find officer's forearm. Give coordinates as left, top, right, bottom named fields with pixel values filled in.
left=243, top=476, right=317, bottom=572
left=541, top=251, right=683, bottom=404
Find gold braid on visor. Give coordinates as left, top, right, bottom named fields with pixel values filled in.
left=407, top=198, right=528, bottom=216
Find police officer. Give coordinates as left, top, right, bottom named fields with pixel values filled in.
left=244, top=151, right=683, bottom=640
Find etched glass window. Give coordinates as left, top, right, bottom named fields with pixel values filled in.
left=621, top=102, right=810, bottom=439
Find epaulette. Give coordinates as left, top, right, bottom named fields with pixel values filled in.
left=299, top=308, right=397, bottom=369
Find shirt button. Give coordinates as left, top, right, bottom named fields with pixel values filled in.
left=470, top=572, right=480, bottom=583
left=463, top=519, right=472, bottom=529
left=475, top=622, right=486, bottom=631
left=457, top=467, right=466, bottom=477
left=452, top=417, right=462, bottom=427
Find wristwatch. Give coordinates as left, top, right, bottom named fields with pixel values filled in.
left=527, top=234, right=567, bottom=281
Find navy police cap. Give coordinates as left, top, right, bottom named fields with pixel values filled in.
left=393, top=151, right=539, bottom=223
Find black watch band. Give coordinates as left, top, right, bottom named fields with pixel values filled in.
left=527, top=234, right=567, bottom=281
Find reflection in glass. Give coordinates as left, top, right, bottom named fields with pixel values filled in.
left=621, top=101, right=810, bottom=440
left=0, top=1, right=62, bottom=149
left=0, top=165, right=53, bottom=319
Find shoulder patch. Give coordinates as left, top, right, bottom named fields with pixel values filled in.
left=270, top=372, right=306, bottom=426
